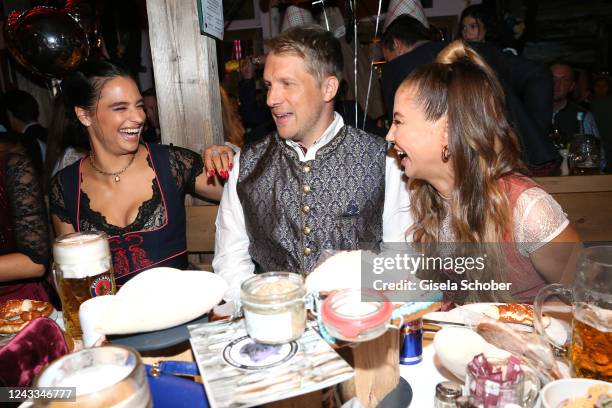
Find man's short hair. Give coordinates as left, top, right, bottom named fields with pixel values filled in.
left=266, top=25, right=343, bottom=83
left=381, top=14, right=431, bottom=50
left=4, top=90, right=39, bottom=122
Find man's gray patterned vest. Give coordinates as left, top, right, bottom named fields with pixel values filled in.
left=236, top=125, right=386, bottom=274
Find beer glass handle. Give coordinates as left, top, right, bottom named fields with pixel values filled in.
left=51, top=263, right=59, bottom=289
left=534, top=283, right=574, bottom=352
left=522, top=370, right=540, bottom=408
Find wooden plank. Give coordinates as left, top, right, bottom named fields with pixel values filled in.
left=146, top=0, right=223, bottom=152
left=186, top=205, right=218, bottom=253
left=534, top=175, right=612, bottom=194
left=550, top=191, right=612, bottom=242
left=339, top=330, right=400, bottom=408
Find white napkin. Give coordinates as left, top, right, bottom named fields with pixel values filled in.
left=305, top=250, right=363, bottom=293
left=94, top=267, right=227, bottom=335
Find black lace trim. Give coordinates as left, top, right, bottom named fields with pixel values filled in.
left=49, top=144, right=204, bottom=234
left=79, top=152, right=163, bottom=234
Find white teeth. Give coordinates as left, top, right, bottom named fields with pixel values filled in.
left=120, top=128, right=141, bottom=134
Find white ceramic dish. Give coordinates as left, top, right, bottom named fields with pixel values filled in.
left=540, top=378, right=611, bottom=408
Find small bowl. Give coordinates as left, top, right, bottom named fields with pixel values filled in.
left=540, top=378, right=611, bottom=408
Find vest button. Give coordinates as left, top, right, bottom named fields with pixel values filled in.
left=302, top=205, right=310, bottom=214
left=304, top=247, right=312, bottom=256
left=303, top=226, right=311, bottom=235
left=303, top=185, right=311, bottom=193
left=303, top=165, right=311, bottom=173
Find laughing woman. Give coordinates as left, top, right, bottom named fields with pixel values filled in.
left=386, top=41, right=581, bottom=302
left=49, top=60, right=222, bottom=287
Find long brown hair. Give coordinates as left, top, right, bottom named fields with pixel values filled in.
left=403, top=40, right=526, bottom=244
left=220, top=86, right=244, bottom=148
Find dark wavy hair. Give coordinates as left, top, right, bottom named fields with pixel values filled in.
left=45, top=60, right=134, bottom=190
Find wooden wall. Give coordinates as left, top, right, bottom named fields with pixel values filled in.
left=146, top=0, right=223, bottom=152
left=535, top=175, right=612, bottom=242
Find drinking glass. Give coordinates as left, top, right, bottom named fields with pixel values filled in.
left=567, top=134, right=601, bottom=175
left=534, top=246, right=612, bottom=381
left=464, top=357, right=540, bottom=407
left=53, top=231, right=116, bottom=340
left=33, top=345, right=151, bottom=407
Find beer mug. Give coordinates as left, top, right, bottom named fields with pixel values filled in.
left=33, top=345, right=151, bottom=407
left=53, top=231, right=116, bottom=340
left=534, top=246, right=612, bottom=381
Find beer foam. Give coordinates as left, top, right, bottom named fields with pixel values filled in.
left=55, top=365, right=133, bottom=395
left=54, top=232, right=112, bottom=278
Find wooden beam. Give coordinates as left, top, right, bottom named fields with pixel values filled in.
left=146, top=0, right=223, bottom=152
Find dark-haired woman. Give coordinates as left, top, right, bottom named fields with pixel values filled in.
left=458, top=5, right=490, bottom=43
left=49, top=60, right=222, bottom=287
left=0, top=138, right=51, bottom=302
left=386, top=41, right=581, bottom=302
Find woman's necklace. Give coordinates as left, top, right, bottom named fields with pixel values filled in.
left=89, top=150, right=137, bottom=182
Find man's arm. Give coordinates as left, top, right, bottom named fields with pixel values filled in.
left=212, top=151, right=255, bottom=304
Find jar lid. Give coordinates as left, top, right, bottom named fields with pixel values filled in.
left=435, top=381, right=462, bottom=402
left=321, top=289, right=392, bottom=340
left=241, top=272, right=305, bottom=305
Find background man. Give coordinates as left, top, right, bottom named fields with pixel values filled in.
left=551, top=62, right=600, bottom=140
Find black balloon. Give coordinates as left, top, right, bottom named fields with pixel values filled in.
left=4, top=6, right=89, bottom=80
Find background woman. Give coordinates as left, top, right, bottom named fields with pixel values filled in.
left=0, top=137, right=50, bottom=302
left=50, top=60, right=222, bottom=287
left=386, top=41, right=581, bottom=302
left=458, top=5, right=490, bottom=42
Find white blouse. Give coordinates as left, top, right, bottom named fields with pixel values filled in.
left=439, top=187, right=569, bottom=256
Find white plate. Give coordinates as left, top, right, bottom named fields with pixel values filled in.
left=425, top=303, right=568, bottom=346
left=540, top=378, right=611, bottom=408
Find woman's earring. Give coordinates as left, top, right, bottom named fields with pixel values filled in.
left=441, top=145, right=450, bottom=163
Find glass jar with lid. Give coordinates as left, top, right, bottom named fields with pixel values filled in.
left=240, top=272, right=307, bottom=344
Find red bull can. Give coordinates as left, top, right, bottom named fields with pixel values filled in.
left=400, top=318, right=423, bottom=365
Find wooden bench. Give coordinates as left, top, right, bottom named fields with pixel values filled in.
left=186, top=204, right=218, bottom=270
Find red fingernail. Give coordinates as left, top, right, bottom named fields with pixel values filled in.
left=209, top=170, right=216, bottom=177
left=222, top=171, right=229, bottom=179
left=229, top=163, right=233, bottom=170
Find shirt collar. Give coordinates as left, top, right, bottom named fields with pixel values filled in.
left=285, top=112, right=344, bottom=161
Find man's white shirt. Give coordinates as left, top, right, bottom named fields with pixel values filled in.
left=212, top=113, right=412, bottom=303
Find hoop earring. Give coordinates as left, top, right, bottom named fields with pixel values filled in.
left=441, top=145, right=450, bottom=163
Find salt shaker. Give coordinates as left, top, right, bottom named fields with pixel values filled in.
left=434, top=381, right=463, bottom=408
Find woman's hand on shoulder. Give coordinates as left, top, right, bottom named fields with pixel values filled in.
left=203, top=144, right=235, bottom=181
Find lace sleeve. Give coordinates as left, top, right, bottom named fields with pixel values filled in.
left=49, top=171, right=73, bottom=225
left=168, top=146, right=204, bottom=195
left=513, top=187, right=569, bottom=256
left=5, top=152, right=50, bottom=265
